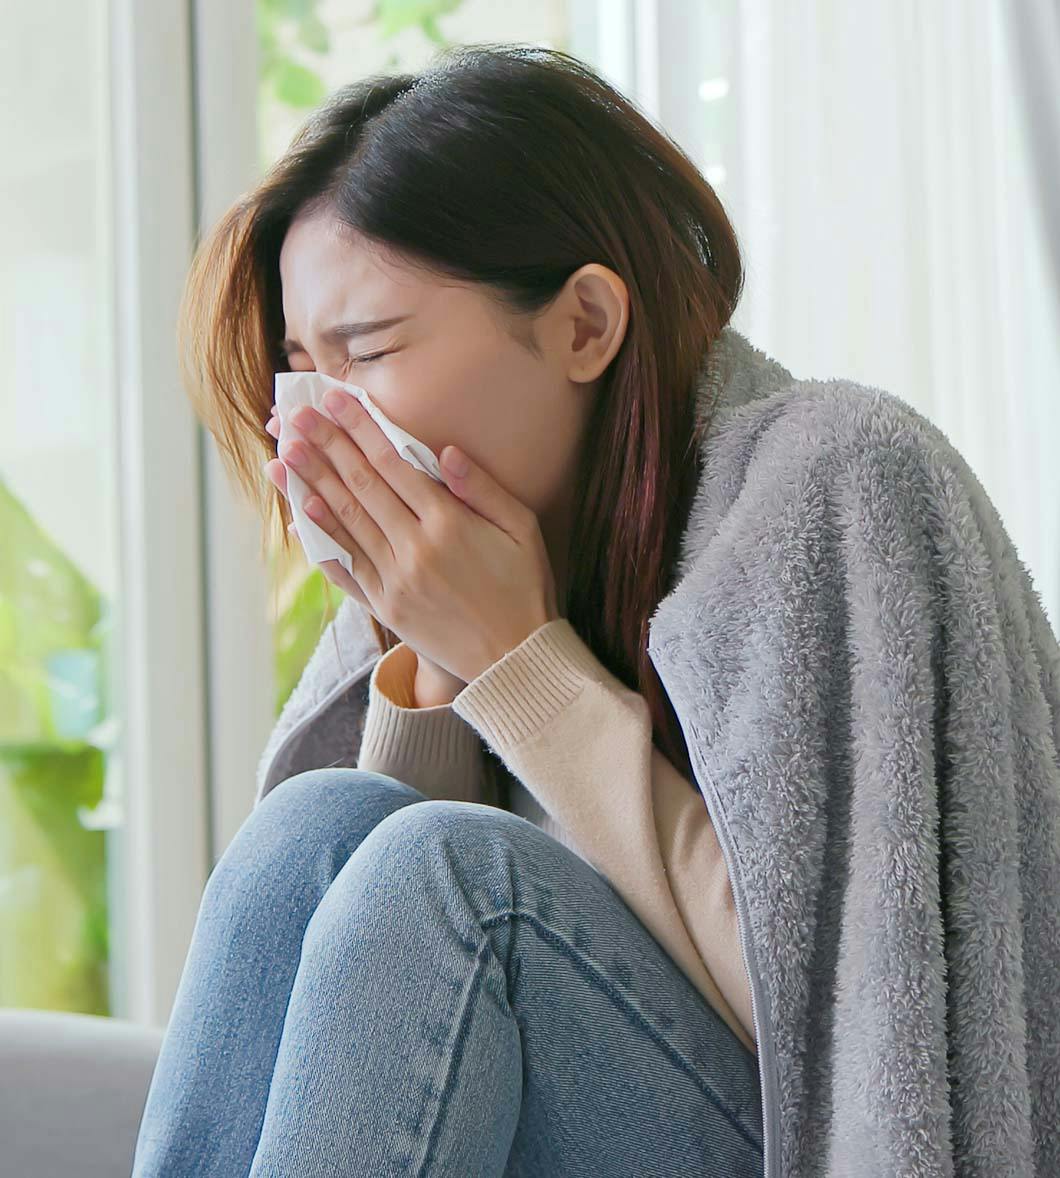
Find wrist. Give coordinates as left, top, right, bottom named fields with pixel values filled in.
left=413, top=658, right=463, bottom=708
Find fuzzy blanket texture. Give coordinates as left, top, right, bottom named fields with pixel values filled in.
left=254, top=327, right=1060, bottom=1177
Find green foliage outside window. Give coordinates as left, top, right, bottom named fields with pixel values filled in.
left=1, top=0, right=470, bottom=1017
left=0, top=479, right=110, bottom=1013
left=258, top=0, right=466, bottom=114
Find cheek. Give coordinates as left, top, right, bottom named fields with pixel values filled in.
left=367, top=348, right=554, bottom=507
left=457, top=415, right=555, bottom=515
left=369, top=360, right=489, bottom=463
left=367, top=385, right=481, bottom=474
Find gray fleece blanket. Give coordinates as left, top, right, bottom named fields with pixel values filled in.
left=254, top=326, right=1060, bottom=1177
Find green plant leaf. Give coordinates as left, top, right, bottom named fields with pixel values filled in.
left=420, top=15, right=446, bottom=45
left=257, top=2, right=279, bottom=56
left=272, top=60, right=328, bottom=108
left=297, top=13, right=330, bottom=54
left=375, top=0, right=463, bottom=41
left=273, top=567, right=346, bottom=716
left=260, top=0, right=316, bottom=18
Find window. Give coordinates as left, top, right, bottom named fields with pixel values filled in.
left=0, top=0, right=120, bottom=1015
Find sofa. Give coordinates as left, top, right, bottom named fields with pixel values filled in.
left=0, top=1006, right=163, bottom=1177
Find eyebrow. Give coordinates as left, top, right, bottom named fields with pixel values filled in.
left=279, top=314, right=412, bottom=354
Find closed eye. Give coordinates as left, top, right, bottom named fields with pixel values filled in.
left=349, top=351, right=389, bottom=365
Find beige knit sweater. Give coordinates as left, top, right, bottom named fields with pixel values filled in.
left=355, top=616, right=756, bottom=1056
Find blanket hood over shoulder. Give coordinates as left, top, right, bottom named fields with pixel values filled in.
left=254, top=326, right=1060, bottom=1177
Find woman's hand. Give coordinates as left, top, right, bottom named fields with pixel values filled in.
left=264, top=425, right=466, bottom=706
left=263, top=395, right=560, bottom=685
left=266, top=408, right=388, bottom=613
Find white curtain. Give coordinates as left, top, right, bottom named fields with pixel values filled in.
left=578, top=0, right=1060, bottom=633
left=1004, top=0, right=1060, bottom=296
left=729, top=0, right=1060, bottom=633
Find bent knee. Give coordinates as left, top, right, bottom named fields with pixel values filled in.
left=352, top=797, right=547, bottom=883
left=305, top=799, right=532, bottom=939
left=209, top=769, right=426, bottom=891
left=267, top=767, right=424, bottom=814
left=369, top=796, right=520, bottom=842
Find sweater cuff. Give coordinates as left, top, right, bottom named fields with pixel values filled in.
left=450, top=617, right=606, bottom=753
left=357, top=641, right=482, bottom=771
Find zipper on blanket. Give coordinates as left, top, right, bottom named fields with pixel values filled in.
left=674, top=711, right=778, bottom=1178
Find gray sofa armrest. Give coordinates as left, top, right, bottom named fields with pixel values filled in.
left=0, top=1007, right=163, bottom=1178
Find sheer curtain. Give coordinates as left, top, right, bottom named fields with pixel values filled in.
left=734, top=2, right=1060, bottom=636
left=193, top=1, right=1060, bottom=900
left=723, top=0, right=1060, bottom=632
left=1004, top=0, right=1060, bottom=296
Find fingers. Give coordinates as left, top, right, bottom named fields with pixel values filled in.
left=264, top=457, right=287, bottom=494
left=319, top=557, right=372, bottom=606
left=265, top=422, right=377, bottom=595
left=265, top=407, right=283, bottom=485
left=263, top=454, right=296, bottom=533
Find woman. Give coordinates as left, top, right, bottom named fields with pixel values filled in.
left=132, top=42, right=1060, bottom=1178
left=132, top=42, right=763, bottom=1178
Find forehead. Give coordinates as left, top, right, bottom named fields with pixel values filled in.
left=279, top=212, right=424, bottom=328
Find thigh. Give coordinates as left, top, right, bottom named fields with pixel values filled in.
left=356, top=798, right=765, bottom=1177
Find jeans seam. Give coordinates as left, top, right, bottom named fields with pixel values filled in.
left=413, top=936, right=493, bottom=1176
left=481, top=907, right=763, bottom=1157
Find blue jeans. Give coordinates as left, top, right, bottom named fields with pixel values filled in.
left=131, top=768, right=763, bottom=1176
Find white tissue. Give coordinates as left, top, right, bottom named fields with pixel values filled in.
left=274, top=370, right=445, bottom=577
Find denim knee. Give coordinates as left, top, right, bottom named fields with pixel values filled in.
left=265, top=767, right=424, bottom=820
left=302, top=799, right=535, bottom=939
left=355, top=797, right=530, bottom=874
left=204, top=769, right=426, bottom=904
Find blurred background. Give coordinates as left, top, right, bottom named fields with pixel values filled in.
left=0, top=0, right=1057, bottom=1032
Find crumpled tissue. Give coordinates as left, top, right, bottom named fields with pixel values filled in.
left=273, top=370, right=444, bottom=577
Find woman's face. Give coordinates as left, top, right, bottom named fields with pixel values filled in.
left=277, top=207, right=629, bottom=600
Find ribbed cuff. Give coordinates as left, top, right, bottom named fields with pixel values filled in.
left=357, top=642, right=482, bottom=771
left=450, top=617, right=605, bottom=753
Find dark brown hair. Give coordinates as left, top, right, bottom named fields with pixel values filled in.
left=178, top=42, right=743, bottom=785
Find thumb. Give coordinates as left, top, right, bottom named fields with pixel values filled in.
left=440, top=445, right=525, bottom=536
